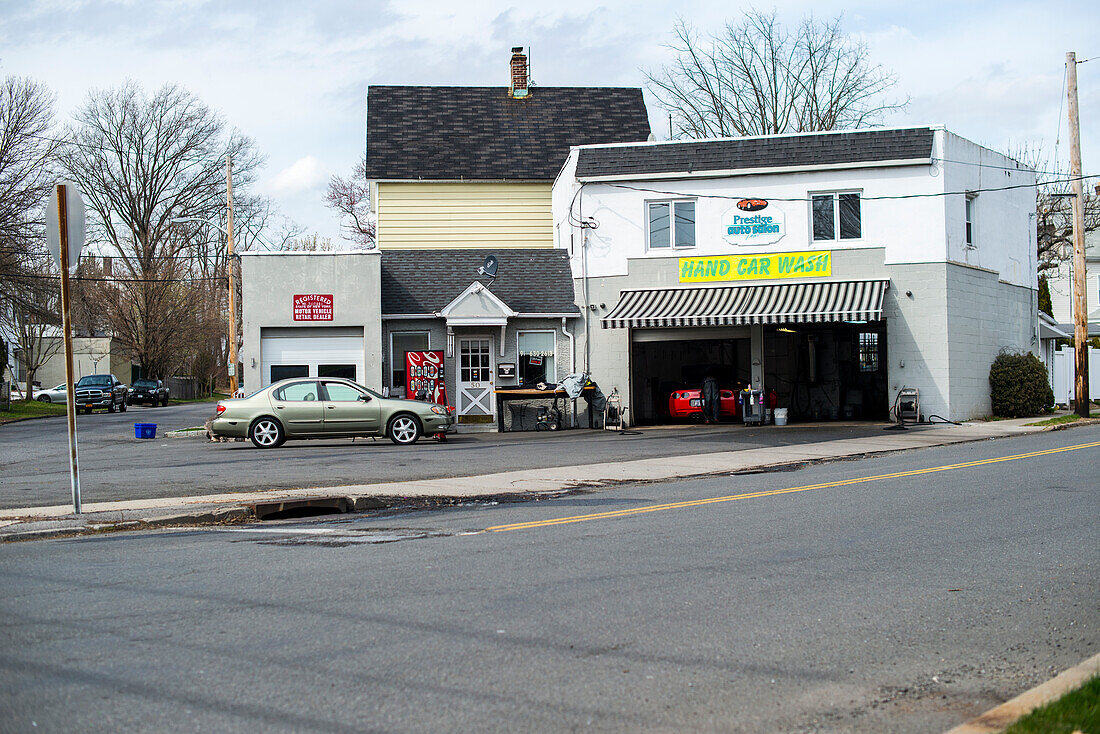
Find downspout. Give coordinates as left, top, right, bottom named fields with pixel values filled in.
left=562, top=315, right=576, bottom=428
left=580, top=187, right=592, bottom=374
left=561, top=316, right=575, bottom=375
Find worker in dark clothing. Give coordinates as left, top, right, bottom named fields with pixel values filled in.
left=701, top=375, right=720, bottom=424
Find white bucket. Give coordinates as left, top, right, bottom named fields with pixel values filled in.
left=774, top=408, right=788, bottom=426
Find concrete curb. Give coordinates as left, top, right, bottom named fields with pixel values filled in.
left=0, top=418, right=1064, bottom=542
left=0, top=411, right=68, bottom=426
left=944, top=651, right=1100, bottom=733
left=162, top=429, right=208, bottom=439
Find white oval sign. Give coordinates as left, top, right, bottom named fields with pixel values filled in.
left=45, top=182, right=86, bottom=273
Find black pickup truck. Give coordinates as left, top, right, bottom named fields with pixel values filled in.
left=129, top=378, right=170, bottom=407
left=74, top=374, right=129, bottom=414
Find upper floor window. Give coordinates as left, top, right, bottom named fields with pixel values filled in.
left=648, top=201, right=696, bottom=250
left=812, top=192, right=861, bottom=241
left=965, top=193, right=976, bottom=248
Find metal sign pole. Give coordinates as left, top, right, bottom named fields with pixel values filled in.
left=57, top=184, right=81, bottom=514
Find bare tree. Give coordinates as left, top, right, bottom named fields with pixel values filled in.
left=0, top=77, right=57, bottom=263
left=285, top=233, right=336, bottom=251
left=325, top=157, right=376, bottom=248
left=1012, top=145, right=1100, bottom=274
left=645, top=11, right=907, bottom=138
left=58, top=82, right=265, bottom=380
left=0, top=265, right=62, bottom=400
left=0, top=76, right=62, bottom=399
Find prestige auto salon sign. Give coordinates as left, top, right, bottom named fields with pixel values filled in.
left=293, top=294, right=333, bottom=321
left=722, top=198, right=785, bottom=246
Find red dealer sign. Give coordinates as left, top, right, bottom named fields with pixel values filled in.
left=293, top=294, right=333, bottom=321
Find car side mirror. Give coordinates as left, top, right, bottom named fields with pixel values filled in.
left=358, top=394, right=371, bottom=402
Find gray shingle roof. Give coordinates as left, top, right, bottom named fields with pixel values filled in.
left=365, top=86, right=651, bottom=180
left=381, top=249, right=579, bottom=315
left=575, top=127, right=935, bottom=179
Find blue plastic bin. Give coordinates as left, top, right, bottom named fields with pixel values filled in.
left=134, top=423, right=157, bottom=439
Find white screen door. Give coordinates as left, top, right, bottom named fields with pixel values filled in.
left=457, top=337, right=493, bottom=420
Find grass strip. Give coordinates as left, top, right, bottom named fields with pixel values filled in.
left=0, top=400, right=68, bottom=424
left=1025, top=412, right=1100, bottom=427
left=1003, top=674, right=1099, bottom=733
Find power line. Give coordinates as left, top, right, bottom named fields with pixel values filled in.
left=601, top=173, right=1098, bottom=204
left=5, top=273, right=228, bottom=284
left=931, top=156, right=1066, bottom=177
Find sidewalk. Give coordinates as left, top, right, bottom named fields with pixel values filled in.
left=0, top=417, right=1054, bottom=541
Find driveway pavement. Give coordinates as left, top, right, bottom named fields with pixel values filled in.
left=1, top=402, right=902, bottom=509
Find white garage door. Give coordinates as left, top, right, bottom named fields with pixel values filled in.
left=260, top=331, right=365, bottom=387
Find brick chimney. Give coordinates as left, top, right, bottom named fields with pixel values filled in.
left=510, top=47, right=529, bottom=98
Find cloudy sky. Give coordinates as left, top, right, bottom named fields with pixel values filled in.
left=2, top=0, right=1097, bottom=245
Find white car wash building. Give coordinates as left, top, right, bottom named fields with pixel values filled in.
left=553, top=126, right=1039, bottom=423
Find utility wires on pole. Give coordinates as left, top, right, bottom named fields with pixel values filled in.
left=1066, top=51, right=1089, bottom=417
left=227, top=155, right=239, bottom=397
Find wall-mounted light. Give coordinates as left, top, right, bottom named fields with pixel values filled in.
left=251, top=358, right=256, bottom=368
left=905, top=290, right=913, bottom=298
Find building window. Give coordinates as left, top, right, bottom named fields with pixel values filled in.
left=858, top=332, right=879, bottom=372
left=518, top=331, right=556, bottom=384
left=390, top=331, right=430, bottom=389
left=965, top=193, right=976, bottom=247
left=270, top=364, right=309, bottom=383
left=812, top=192, right=861, bottom=241
left=647, top=201, right=696, bottom=250
left=318, top=364, right=356, bottom=380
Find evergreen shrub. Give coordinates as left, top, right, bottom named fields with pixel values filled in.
left=989, top=350, right=1055, bottom=417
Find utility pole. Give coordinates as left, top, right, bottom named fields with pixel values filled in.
left=1066, top=52, right=1089, bottom=417
left=226, top=155, right=239, bottom=397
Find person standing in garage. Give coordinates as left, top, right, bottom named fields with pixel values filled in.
left=702, top=374, right=720, bottom=424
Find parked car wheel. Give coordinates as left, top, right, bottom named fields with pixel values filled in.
left=249, top=417, right=284, bottom=449
left=107, top=402, right=117, bottom=413
left=387, top=414, right=421, bottom=445
left=37, top=395, right=51, bottom=403
left=162, top=396, right=169, bottom=407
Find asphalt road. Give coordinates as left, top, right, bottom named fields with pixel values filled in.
left=0, top=403, right=893, bottom=509
left=1, top=426, right=1097, bottom=732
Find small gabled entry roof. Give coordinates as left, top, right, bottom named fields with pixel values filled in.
left=438, top=281, right=517, bottom=326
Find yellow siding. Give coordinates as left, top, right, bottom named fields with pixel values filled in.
left=377, top=182, right=553, bottom=249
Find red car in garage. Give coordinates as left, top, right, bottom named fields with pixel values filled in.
left=668, top=388, right=741, bottom=420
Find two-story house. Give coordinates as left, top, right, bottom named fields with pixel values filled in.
left=552, top=126, right=1039, bottom=423
left=239, top=49, right=652, bottom=429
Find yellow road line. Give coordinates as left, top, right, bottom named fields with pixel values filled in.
left=485, top=440, right=1100, bottom=533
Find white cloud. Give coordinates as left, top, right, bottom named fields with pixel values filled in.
left=272, top=156, right=326, bottom=195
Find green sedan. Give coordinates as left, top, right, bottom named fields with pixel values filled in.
left=211, top=378, right=454, bottom=448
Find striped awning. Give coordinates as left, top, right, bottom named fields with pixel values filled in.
left=601, top=280, right=889, bottom=329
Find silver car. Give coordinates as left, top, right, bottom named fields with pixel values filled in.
left=210, top=377, right=454, bottom=448
left=35, top=384, right=69, bottom=403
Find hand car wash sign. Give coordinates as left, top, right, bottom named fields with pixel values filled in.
left=722, top=198, right=785, bottom=246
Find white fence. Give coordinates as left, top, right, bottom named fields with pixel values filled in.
left=1052, top=347, right=1100, bottom=404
